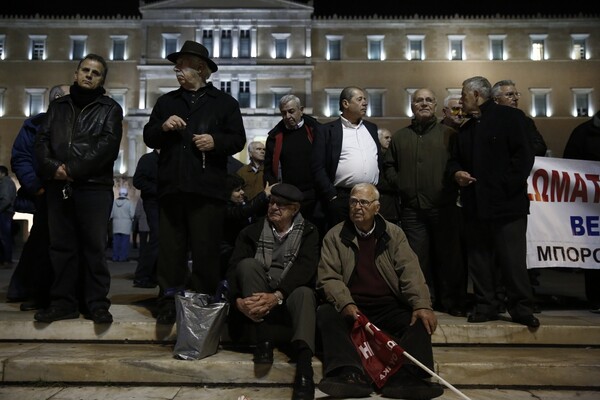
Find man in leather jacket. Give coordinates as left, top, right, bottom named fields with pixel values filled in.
left=34, top=54, right=123, bottom=324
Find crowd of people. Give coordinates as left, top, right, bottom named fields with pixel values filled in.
left=3, top=40, right=599, bottom=400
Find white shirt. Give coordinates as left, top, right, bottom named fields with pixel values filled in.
left=334, top=116, right=379, bottom=188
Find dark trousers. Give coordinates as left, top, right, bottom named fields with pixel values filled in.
left=7, top=195, right=52, bottom=304
left=233, top=258, right=316, bottom=352
left=45, top=182, right=113, bottom=313
left=157, top=193, right=225, bottom=306
left=400, top=204, right=467, bottom=311
left=134, top=198, right=159, bottom=283
left=317, top=301, right=434, bottom=380
left=465, top=215, right=534, bottom=318
left=0, top=210, right=14, bottom=263
left=326, top=188, right=351, bottom=230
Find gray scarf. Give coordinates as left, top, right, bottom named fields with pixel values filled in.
left=254, top=213, right=305, bottom=285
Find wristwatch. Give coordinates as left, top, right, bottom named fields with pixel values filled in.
left=274, top=291, right=284, bottom=306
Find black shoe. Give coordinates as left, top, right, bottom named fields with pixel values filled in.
left=467, top=313, right=498, bottom=323
left=87, top=308, right=113, bottom=324
left=156, top=305, right=176, bottom=325
left=381, top=374, right=444, bottom=399
left=253, top=341, right=274, bottom=364
left=318, top=370, right=373, bottom=398
left=34, top=307, right=79, bottom=323
left=292, top=372, right=315, bottom=400
left=532, top=302, right=541, bottom=314
left=448, top=307, right=467, bottom=317
left=133, top=279, right=158, bottom=289
left=513, top=314, right=540, bottom=328
left=20, top=301, right=44, bottom=311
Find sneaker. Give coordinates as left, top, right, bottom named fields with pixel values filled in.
left=34, top=307, right=79, bottom=323
left=381, top=372, right=444, bottom=399
left=86, top=308, right=113, bottom=324
left=318, top=369, right=373, bottom=398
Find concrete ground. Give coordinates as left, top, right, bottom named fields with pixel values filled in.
left=1, top=246, right=598, bottom=400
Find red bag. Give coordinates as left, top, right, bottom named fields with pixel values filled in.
left=350, top=314, right=405, bottom=388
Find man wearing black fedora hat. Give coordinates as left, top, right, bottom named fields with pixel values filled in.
left=227, top=183, right=319, bottom=400
left=143, top=40, right=246, bottom=325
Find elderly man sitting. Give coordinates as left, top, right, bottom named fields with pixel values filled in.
left=227, top=183, right=319, bottom=400
left=316, top=183, right=444, bottom=399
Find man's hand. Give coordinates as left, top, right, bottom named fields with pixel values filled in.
left=54, top=164, right=72, bottom=181
left=162, top=115, right=187, bottom=131
left=193, top=133, right=215, bottom=151
left=410, top=308, right=438, bottom=335
left=454, top=170, right=476, bottom=187
left=341, top=303, right=360, bottom=322
left=235, top=292, right=279, bottom=322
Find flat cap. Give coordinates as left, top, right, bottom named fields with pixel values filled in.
left=271, top=183, right=303, bottom=203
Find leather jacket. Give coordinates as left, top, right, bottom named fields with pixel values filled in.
left=35, top=93, right=123, bottom=187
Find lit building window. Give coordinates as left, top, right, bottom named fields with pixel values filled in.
left=108, top=88, right=128, bottom=116
left=25, top=88, right=45, bottom=116
left=272, top=33, right=290, bottom=59
left=407, top=35, right=425, bottom=60
left=571, top=34, right=589, bottom=60
left=326, top=35, right=342, bottom=60
left=162, top=33, right=180, bottom=59
left=530, top=34, right=548, bottom=61
left=366, top=89, right=385, bottom=117
left=367, top=35, right=384, bottom=61
left=488, top=35, right=506, bottom=60
left=221, top=29, right=232, bottom=59
left=110, top=35, right=128, bottom=61
left=572, top=88, right=593, bottom=117
left=530, top=88, right=552, bottom=117
left=29, top=35, right=47, bottom=60
left=70, top=35, right=87, bottom=60
left=448, top=35, right=465, bottom=60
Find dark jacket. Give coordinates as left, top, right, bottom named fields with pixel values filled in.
left=133, top=150, right=159, bottom=201
left=35, top=94, right=123, bottom=188
left=11, top=113, right=45, bottom=213
left=264, top=114, right=320, bottom=189
left=227, top=216, right=319, bottom=299
left=563, top=111, right=600, bottom=161
left=384, top=117, right=457, bottom=210
left=445, top=100, right=534, bottom=220
left=311, top=117, right=381, bottom=202
left=143, top=83, right=246, bottom=201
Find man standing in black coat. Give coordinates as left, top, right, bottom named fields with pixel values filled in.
left=446, top=76, right=539, bottom=328
left=143, top=41, right=246, bottom=324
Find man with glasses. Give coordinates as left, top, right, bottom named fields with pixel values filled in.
left=383, top=88, right=467, bottom=317
left=492, top=80, right=547, bottom=157
left=316, top=183, right=443, bottom=399
left=441, top=94, right=465, bottom=130
left=227, top=183, right=319, bottom=400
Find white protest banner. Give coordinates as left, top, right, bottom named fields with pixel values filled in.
left=527, top=157, right=600, bottom=269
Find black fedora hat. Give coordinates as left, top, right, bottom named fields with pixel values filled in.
left=167, top=40, right=218, bottom=72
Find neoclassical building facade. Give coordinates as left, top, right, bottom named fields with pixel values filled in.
left=1, top=0, right=599, bottom=178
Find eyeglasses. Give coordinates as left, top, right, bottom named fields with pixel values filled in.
left=503, top=92, right=521, bottom=99
left=449, top=106, right=463, bottom=116
left=413, top=97, right=436, bottom=105
left=349, top=197, right=378, bottom=208
left=269, top=199, right=293, bottom=209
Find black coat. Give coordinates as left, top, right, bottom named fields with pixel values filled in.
left=446, top=100, right=534, bottom=220
left=143, top=83, right=246, bottom=201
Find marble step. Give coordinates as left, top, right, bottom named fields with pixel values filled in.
left=1, top=303, right=599, bottom=346
left=1, top=342, right=599, bottom=388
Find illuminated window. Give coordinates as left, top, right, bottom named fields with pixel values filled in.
left=366, top=89, right=385, bottom=117
left=0, top=35, right=4, bottom=60
left=326, top=35, right=342, bottom=60
left=111, top=35, right=127, bottom=61
left=530, top=34, right=547, bottom=61
left=29, top=35, right=47, bottom=60
left=220, top=81, right=231, bottom=95
left=70, top=35, right=87, bottom=60
left=572, top=89, right=593, bottom=117
left=324, top=88, right=343, bottom=117
left=448, top=35, right=465, bottom=60
left=162, top=33, right=180, bottom=59
left=26, top=88, right=45, bottom=116
left=239, top=80, right=250, bottom=108
left=239, top=30, right=251, bottom=58
left=367, top=36, right=384, bottom=61
left=272, top=33, right=290, bottom=59
left=488, top=35, right=506, bottom=60
left=0, top=88, right=5, bottom=116
left=108, top=88, right=127, bottom=115
left=202, top=30, right=214, bottom=57
left=221, top=29, right=232, bottom=59
left=407, top=35, right=424, bottom=60
left=530, top=88, right=551, bottom=117
left=571, top=34, right=589, bottom=60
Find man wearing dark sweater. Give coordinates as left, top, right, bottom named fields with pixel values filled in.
left=264, top=94, right=324, bottom=235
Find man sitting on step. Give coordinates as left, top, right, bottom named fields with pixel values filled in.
left=316, top=183, right=443, bottom=399
left=227, top=183, right=319, bottom=400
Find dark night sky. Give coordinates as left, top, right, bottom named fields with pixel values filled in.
left=2, top=1, right=599, bottom=18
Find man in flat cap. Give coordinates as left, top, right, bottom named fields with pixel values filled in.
left=227, top=183, right=319, bottom=400
left=143, top=40, right=246, bottom=324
